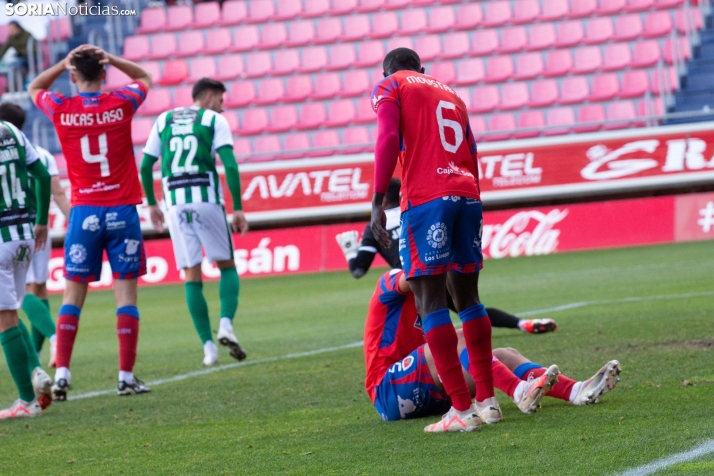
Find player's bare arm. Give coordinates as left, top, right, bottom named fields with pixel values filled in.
left=139, top=152, right=165, bottom=233
left=217, top=145, right=248, bottom=236
left=27, top=160, right=51, bottom=252
left=370, top=101, right=401, bottom=248
left=104, top=50, right=152, bottom=90
left=50, top=176, right=71, bottom=218
left=27, top=46, right=82, bottom=103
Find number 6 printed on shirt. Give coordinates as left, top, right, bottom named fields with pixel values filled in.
left=436, top=100, right=464, bottom=153
left=80, top=133, right=110, bottom=177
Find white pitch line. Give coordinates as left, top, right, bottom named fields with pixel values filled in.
left=617, top=440, right=714, bottom=476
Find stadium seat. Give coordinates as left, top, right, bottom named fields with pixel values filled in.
left=632, top=40, right=661, bottom=67
left=485, top=56, right=514, bottom=83
left=123, top=36, right=149, bottom=62
left=567, top=0, right=597, bottom=18
left=643, top=11, right=673, bottom=37
left=342, top=70, right=370, bottom=97
left=527, top=23, right=556, bottom=50
left=499, top=27, right=527, bottom=53
left=663, top=36, right=691, bottom=64
left=218, top=0, right=248, bottom=26
left=590, top=73, right=620, bottom=101
left=384, top=0, right=410, bottom=9
left=173, top=86, right=193, bottom=107
left=268, top=105, right=298, bottom=132
left=605, top=101, right=636, bottom=129
left=574, top=104, right=605, bottom=132
left=389, top=37, right=415, bottom=54
left=188, top=57, right=216, bottom=83
left=149, top=33, right=177, bottom=60
left=426, top=7, right=455, bottom=33
left=355, top=99, right=376, bottom=123
left=297, top=103, right=327, bottom=130
left=281, top=133, right=310, bottom=159
left=239, top=109, right=269, bottom=135
left=276, top=0, right=302, bottom=19
left=400, top=9, right=428, bottom=35
left=165, top=6, right=192, bottom=32
left=500, top=83, right=529, bottom=110
left=159, top=60, right=188, bottom=85
left=469, top=116, right=486, bottom=141
left=312, top=73, right=341, bottom=99
left=273, top=50, right=300, bottom=76
left=454, top=4, right=482, bottom=30
left=245, top=52, right=272, bottom=78
left=301, top=0, right=328, bottom=17
left=584, top=17, right=614, bottom=44
left=470, top=30, right=498, bottom=57
left=256, top=78, right=285, bottom=105
left=514, top=52, right=543, bottom=80
left=545, top=107, right=575, bottom=136
left=620, top=70, right=650, bottom=98
left=471, top=86, right=499, bottom=113
left=441, top=32, right=470, bottom=59
left=311, top=131, right=340, bottom=157
left=355, top=41, right=385, bottom=67
left=430, top=62, right=456, bottom=84
left=625, top=0, right=653, bottom=12
left=603, top=43, right=632, bottom=71
left=287, top=21, right=315, bottom=46
left=371, top=12, right=398, bottom=38
left=483, top=1, right=511, bottom=27
left=223, top=111, right=240, bottom=133
left=486, top=113, right=515, bottom=142
left=328, top=44, right=356, bottom=71
left=559, top=76, right=589, bottom=104
left=572, top=46, right=602, bottom=73
left=676, top=8, right=702, bottom=33
left=47, top=17, right=72, bottom=41
left=137, top=62, right=162, bottom=85
left=260, top=23, right=287, bottom=50
left=528, top=79, right=558, bottom=107
left=540, top=0, right=568, bottom=20
left=597, top=0, right=625, bottom=14
left=651, top=66, right=678, bottom=94
left=555, top=21, right=584, bottom=47
left=544, top=49, right=573, bottom=76
left=233, top=138, right=252, bottom=161
left=138, top=88, right=171, bottom=116
left=454, top=87, right=472, bottom=111
left=176, top=31, right=204, bottom=58
left=231, top=26, right=259, bottom=52
left=513, top=0, right=540, bottom=23
left=454, top=58, right=485, bottom=85
left=331, top=0, right=357, bottom=14
left=205, top=28, right=232, bottom=55
left=514, top=110, right=544, bottom=138
left=131, top=118, right=153, bottom=145
left=357, top=0, right=384, bottom=12
left=285, top=76, right=313, bottom=102
left=253, top=136, right=281, bottom=160
left=326, top=100, right=356, bottom=127
left=343, top=15, right=371, bottom=41
left=246, top=0, right=274, bottom=23
left=654, top=0, right=683, bottom=7
left=315, top=18, right=343, bottom=44
left=613, top=14, right=644, bottom=41
left=299, top=47, right=328, bottom=72
left=225, top=81, right=256, bottom=107
left=215, top=54, right=244, bottom=81
left=343, top=127, right=371, bottom=154
left=192, top=2, right=220, bottom=28
left=136, top=8, right=166, bottom=34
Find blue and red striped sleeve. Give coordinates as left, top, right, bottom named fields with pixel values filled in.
left=35, top=90, right=67, bottom=118
left=371, top=75, right=401, bottom=113
left=110, top=82, right=148, bottom=112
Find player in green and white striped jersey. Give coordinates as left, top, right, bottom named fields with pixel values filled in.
left=0, top=116, right=54, bottom=419
left=140, top=78, right=248, bottom=366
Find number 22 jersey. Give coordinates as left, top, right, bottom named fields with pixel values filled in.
left=35, top=83, right=147, bottom=207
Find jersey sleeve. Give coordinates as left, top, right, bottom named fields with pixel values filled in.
left=211, top=113, right=234, bottom=153
left=34, top=90, right=68, bottom=119
left=15, top=129, right=40, bottom=166
left=142, top=113, right=165, bottom=158
left=111, top=81, right=148, bottom=113
left=371, top=75, right=401, bottom=113
left=38, top=146, right=59, bottom=176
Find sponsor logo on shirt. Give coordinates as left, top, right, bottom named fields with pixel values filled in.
left=82, top=215, right=100, bottom=232
left=78, top=181, right=121, bottom=195
left=436, top=161, right=475, bottom=179
left=118, top=239, right=142, bottom=264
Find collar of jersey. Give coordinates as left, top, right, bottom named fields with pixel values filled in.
left=78, top=92, right=101, bottom=97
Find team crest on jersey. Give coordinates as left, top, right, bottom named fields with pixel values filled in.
left=401, top=355, right=415, bottom=371
left=426, top=222, right=448, bottom=249
left=372, top=95, right=383, bottom=107
left=15, top=244, right=31, bottom=263
left=82, top=97, right=99, bottom=107
left=68, top=244, right=87, bottom=264
left=414, top=315, right=423, bottom=331
left=178, top=209, right=203, bottom=228
left=82, top=215, right=100, bottom=232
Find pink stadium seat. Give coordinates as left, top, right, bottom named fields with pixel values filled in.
left=312, top=73, right=341, bottom=100
left=426, top=7, right=455, bottom=33
left=357, top=0, right=384, bottom=12
left=149, top=33, right=177, bottom=60
left=597, top=0, right=625, bottom=14
left=287, top=21, right=315, bottom=46
left=584, top=17, right=614, bottom=44
left=260, top=23, right=287, bottom=50
left=311, top=131, right=340, bottom=157
left=605, top=101, right=635, bottom=130
left=123, top=36, right=149, bottom=62
left=540, top=0, right=568, bottom=20
left=500, top=83, right=529, bottom=110
left=545, top=107, right=575, bottom=136
left=572, top=46, right=602, bottom=74
left=527, top=23, right=556, bottom=50
left=574, top=104, right=605, bottom=132
left=454, top=4, right=482, bottom=30
left=544, top=49, right=573, bottom=76
left=246, top=0, right=274, bottom=23
left=590, top=74, right=620, bottom=101
left=173, top=86, right=193, bottom=107
left=483, top=1, right=511, bottom=27
left=454, top=58, right=485, bottom=85
left=441, top=32, right=470, bottom=59
left=188, top=57, right=216, bottom=83
left=614, top=14, right=644, bottom=41
left=355, top=41, right=385, bottom=67
left=328, top=44, right=356, bottom=71
left=0, top=25, right=8, bottom=44
left=331, top=0, right=357, bottom=14
left=637, top=97, right=664, bottom=118
left=468, top=116, right=486, bottom=141
left=625, top=0, right=653, bottom=12
left=165, top=6, right=192, bottom=32
left=567, top=0, right=597, bottom=18
left=302, top=0, right=329, bottom=17
left=632, top=40, right=661, bottom=67
left=299, top=46, right=328, bottom=73
left=205, top=28, right=232, bottom=55
left=342, top=70, right=370, bottom=97
left=215, top=54, right=244, bottom=81
left=513, top=0, right=540, bottom=24
left=254, top=136, right=281, bottom=160
left=285, top=76, right=313, bottom=102
left=514, top=52, right=543, bottom=80
left=239, top=109, right=269, bottom=135
left=136, top=8, right=166, bottom=34
left=675, top=9, right=701, bottom=34
left=430, top=62, right=456, bottom=84
left=138, top=62, right=161, bottom=84
left=343, top=15, right=371, bottom=41
left=603, top=43, right=632, bottom=71
left=344, top=127, right=371, bottom=154
left=620, top=70, right=649, bottom=98
left=499, top=27, right=527, bottom=53
left=651, top=66, right=678, bottom=93
left=47, top=17, right=72, bottom=41
left=384, top=0, right=410, bottom=9
left=654, top=0, right=683, bottom=7
left=177, top=31, right=203, bottom=58
left=158, top=60, right=188, bottom=85
left=326, top=100, right=356, bottom=127
left=400, top=9, right=428, bottom=35
left=486, top=114, right=515, bottom=142
left=276, top=0, right=302, bottom=20
left=224, top=111, right=240, bottom=134
left=315, top=18, right=342, bottom=44
left=514, top=111, right=544, bottom=138
left=256, top=78, right=285, bottom=105
left=559, top=76, right=589, bottom=104
left=454, top=87, right=472, bottom=111
left=484, top=56, right=513, bottom=83
left=371, top=12, right=398, bottom=38
left=138, top=88, right=171, bottom=116
left=282, top=133, right=310, bottom=160
left=555, top=21, right=584, bottom=47
left=471, top=30, right=498, bottom=56
left=355, top=99, right=377, bottom=123
left=218, top=1, right=248, bottom=26
left=273, top=50, right=300, bottom=76
left=232, top=26, right=259, bottom=52
left=233, top=138, right=251, bottom=161
left=297, top=103, right=327, bottom=130
left=663, top=36, right=691, bottom=63
left=131, top=118, right=153, bottom=145
left=528, top=79, right=558, bottom=107
left=245, top=52, right=271, bottom=78
left=268, top=105, right=297, bottom=132
left=644, top=11, right=673, bottom=37
left=471, top=86, right=499, bottom=113
left=225, top=81, right=256, bottom=107
left=192, top=2, right=220, bottom=28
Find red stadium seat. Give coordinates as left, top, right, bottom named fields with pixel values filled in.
left=676, top=8, right=702, bottom=34
left=276, top=0, right=302, bottom=20
left=132, top=118, right=153, bottom=145
left=430, top=62, right=455, bottom=84
left=572, top=46, right=602, bottom=73
left=605, top=101, right=635, bottom=130
left=315, top=18, right=342, bottom=44
left=218, top=0, right=248, bottom=26
left=603, top=43, right=632, bottom=71
left=136, top=8, right=166, bottom=34
left=287, top=21, right=315, bottom=46
left=223, top=111, right=240, bottom=134
left=165, top=6, right=192, bottom=32
left=138, top=88, right=171, bottom=116
left=500, top=83, right=529, bottom=110
left=177, top=31, right=203, bottom=58
left=584, top=17, right=613, bottom=44
left=188, top=57, right=216, bottom=83
left=245, top=52, right=271, bottom=78
left=499, top=27, right=527, bottom=53
left=326, top=100, right=356, bottom=127
left=568, top=0, right=596, bottom=18
left=231, top=26, right=259, bottom=52
left=632, top=40, right=661, bottom=67
left=454, top=4, right=482, bottom=30
left=471, top=86, right=499, bottom=113
left=644, top=11, right=673, bottom=37
left=528, top=79, right=558, bottom=107
left=225, top=81, right=256, bottom=107
left=513, top=0, right=540, bottom=24
left=540, top=0, right=568, bottom=20
left=555, top=21, right=584, bottom=47
left=527, top=23, right=556, bottom=50
left=256, top=78, right=285, bottom=105
left=544, top=49, right=573, bottom=76
left=273, top=50, right=300, bottom=76
left=355, top=99, right=377, bottom=123
left=545, top=107, right=575, bottom=136
left=344, top=127, right=371, bottom=154
left=514, top=111, right=544, bottom=138
left=158, top=60, right=188, bottom=85
left=246, top=0, right=274, bottom=23
left=123, top=36, right=149, bottom=62
left=441, top=32, right=470, bottom=59
left=486, top=113, right=515, bottom=142
left=268, top=105, right=298, bottom=132
left=303, top=0, right=329, bottom=17
left=297, top=103, right=327, bottom=130
left=514, top=52, right=543, bottom=80
left=299, top=46, right=328, bottom=73
left=254, top=136, right=281, bottom=160
left=260, top=23, right=287, bottom=50
left=328, top=44, right=356, bottom=71
left=620, top=70, right=649, bottom=98
left=149, top=33, right=177, bottom=60
left=471, top=30, right=498, bottom=56
left=192, top=2, right=220, bottom=28
left=343, top=15, right=370, bottom=41
left=454, top=58, right=484, bottom=85
left=400, top=9, right=428, bottom=35
left=597, top=0, right=625, bottom=14
left=426, top=7, right=455, bottom=33
left=311, top=131, right=340, bottom=157
left=331, top=0, right=357, bottom=14
left=625, top=0, right=653, bottom=12
left=483, top=1, right=511, bottom=27
left=484, top=56, right=513, bottom=83
left=215, top=54, right=244, bottom=81
left=173, top=86, right=193, bottom=107
left=614, top=14, right=644, bottom=41
left=239, top=109, right=269, bottom=135
left=371, top=12, right=398, bottom=38
left=285, top=76, right=313, bottom=102
left=574, top=104, right=605, bottom=132
left=355, top=41, right=385, bottom=67
left=205, top=28, right=232, bottom=55
left=312, top=73, right=341, bottom=99
left=342, top=70, right=370, bottom=97
left=357, top=0, right=384, bottom=13
left=590, top=74, right=619, bottom=101
left=559, top=76, right=589, bottom=104
left=282, top=133, right=310, bottom=159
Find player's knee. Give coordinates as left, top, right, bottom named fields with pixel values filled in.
left=0, top=310, right=20, bottom=332
left=184, top=265, right=203, bottom=282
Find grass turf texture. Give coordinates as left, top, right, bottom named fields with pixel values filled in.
left=1, top=240, right=713, bottom=475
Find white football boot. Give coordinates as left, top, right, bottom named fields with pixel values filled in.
left=0, top=399, right=42, bottom=419
left=424, top=405, right=482, bottom=433
left=475, top=396, right=503, bottom=424
left=202, top=341, right=219, bottom=366
left=31, top=367, right=53, bottom=410
left=217, top=318, right=247, bottom=361
left=571, top=360, right=622, bottom=405
left=515, top=364, right=560, bottom=414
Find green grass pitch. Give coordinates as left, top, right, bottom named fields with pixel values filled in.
left=1, top=240, right=713, bottom=475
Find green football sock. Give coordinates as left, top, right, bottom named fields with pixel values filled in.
left=185, top=282, right=213, bottom=344
left=219, top=267, right=239, bottom=321
left=22, top=294, right=56, bottom=340
left=17, top=320, right=41, bottom=372
left=0, top=326, right=35, bottom=402
left=32, top=299, right=52, bottom=352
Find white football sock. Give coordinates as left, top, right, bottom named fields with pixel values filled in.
left=55, top=366, right=70, bottom=383
left=475, top=396, right=499, bottom=411
left=569, top=381, right=584, bottom=403
left=219, top=317, right=233, bottom=333
left=204, top=340, right=218, bottom=356
left=513, top=381, right=529, bottom=403
left=119, top=371, right=134, bottom=383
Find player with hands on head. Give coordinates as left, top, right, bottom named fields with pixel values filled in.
left=29, top=44, right=153, bottom=401
left=140, top=77, right=248, bottom=366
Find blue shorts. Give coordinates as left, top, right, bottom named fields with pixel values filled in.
left=374, top=346, right=450, bottom=422
left=64, top=205, right=146, bottom=283
left=399, top=196, right=484, bottom=279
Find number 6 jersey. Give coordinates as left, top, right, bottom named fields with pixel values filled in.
left=35, top=83, right=147, bottom=206
left=371, top=71, right=480, bottom=211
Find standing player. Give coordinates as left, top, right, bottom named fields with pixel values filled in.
left=370, top=48, right=497, bottom=432
left=0, top=102, right=71, bottom=368
left=140, top=78, right=248, bottom=366
left=29, top=45, right=152, bottom=400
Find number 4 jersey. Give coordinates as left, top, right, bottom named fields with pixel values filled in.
left=371, top=71, right=480, bottom=211
left=35, top=83, right=147, bottom=206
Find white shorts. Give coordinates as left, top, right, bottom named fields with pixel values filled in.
left=0, top=240, right=34, bottom=311
left=167, top=202, right=233, bottom=270
left=25, top=240, right=50, bottom=284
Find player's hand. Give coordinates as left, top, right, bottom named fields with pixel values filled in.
left=370, top=195, right=391, bottom=248
left=149, top=205, right=165, bottom=233
left=335, top=230, right=360, bottom=260
left=232, top=210, right=249, bottom=236
left=33, top=224, right=48, bottom=252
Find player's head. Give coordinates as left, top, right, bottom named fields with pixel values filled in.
left=384, top=178, right=401, bottom=208
left=0, top=102, right=26, bottom=129
left=8, top=21, right=22, bottom=36
left=383, top=48, right=424, bottom=77
left=70, top=48, right=106, bottom=87
left=192, top=78, right=226, bottom=113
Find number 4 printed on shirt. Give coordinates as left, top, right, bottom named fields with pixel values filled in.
left=80, top=133, right=110, bottom=177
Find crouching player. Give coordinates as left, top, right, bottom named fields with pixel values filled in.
left=365, top=269, right=622, bottom=430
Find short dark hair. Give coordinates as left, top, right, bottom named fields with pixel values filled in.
left=385, top=178, right=401, bottom=206
left=192, top=78, right=226, bottom=100
left=0, top=102, right=26, bottom=130
left=71, top=49, right=105, bottom=82
left=383, top=48, right=421, bottom=76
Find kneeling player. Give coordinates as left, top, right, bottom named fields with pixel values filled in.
left=365, top=270, right=621, bottom=430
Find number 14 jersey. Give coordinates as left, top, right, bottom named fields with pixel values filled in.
left=371, top=71, right=481, bottom=211
left=36, top=83, right=147, bottom=206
